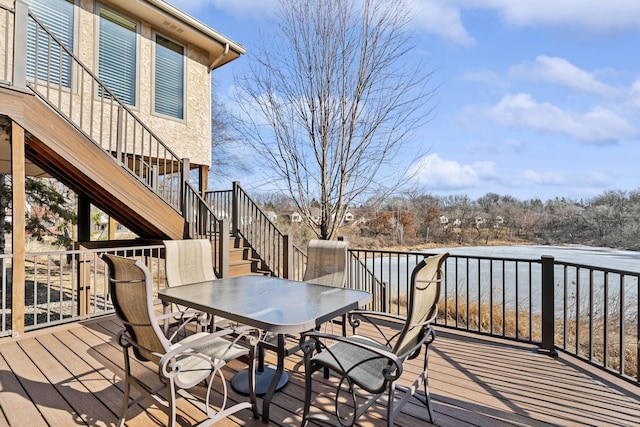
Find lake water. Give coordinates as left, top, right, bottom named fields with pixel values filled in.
left=436, top=245, right=640, bottom=273
left=362, top=245, right=640, bottom=314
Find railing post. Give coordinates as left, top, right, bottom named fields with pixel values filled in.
left=12, top=0, right=28, bottom=90
left=75, top=245, right=91, bottom=316
left=180, top=158, right=190, bottom=237
left=232, top=181, right=240, bottom=236
left=219, top=219, right=229, bottom=278
left=283, top=234, right=293, bottom=279
left=540, top=255, right=558, bottom=356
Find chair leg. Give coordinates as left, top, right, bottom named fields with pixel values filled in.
left=248, top=347, right=259, bottom=419
left=422, top=370, right=434, bottom=423
left=301, top=348, right=315, bottom=426
left=167, top=380, right=178, bottom=427
left=119, top=349, right=132, bottom=427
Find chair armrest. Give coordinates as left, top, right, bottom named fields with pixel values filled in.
left=300, top=330, right=403, bottom=380
left=168, top=325, right=260, bottom=358
left=347, top=310, right=407, bottom=347
left=156, top=310, right=201, bottom=342
left=159, top=325, right=260, bottom=378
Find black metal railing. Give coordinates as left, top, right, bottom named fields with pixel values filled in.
left=2, top=240, right=638, bottom=386
left=347, top=249, right=639, bottom=385
left=183, top=182, right=228, bottom=277
left=206, top=182, right=307, bottom=278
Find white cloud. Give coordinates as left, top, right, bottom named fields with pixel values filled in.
left=509, top=56, right=618, bottom=97
left=409, top=153, right=498, bottom=190
left=461, top=70, right=510, bottom=90
left=408, top=0, right=475, bottom=46
left=486, top=93, right=635, bottom=144
left=630, top=78, right=640, bottom=108
left=486, top=0, right=640, bottom=32
left=581, top=170, right=615, bottom=187
left=411, top=1, right=640, bottom=45
left=523, top=170, right=565, bottom=185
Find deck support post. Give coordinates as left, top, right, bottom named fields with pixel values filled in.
left=539, top=255, right=558, bottom=356
left=198, top=165, right=208, bottom=195
left=218, top=219, right=229, bottom=278
left=11, top=121, right=26, bottom=336
left=76, top=196, right=91, bottom=316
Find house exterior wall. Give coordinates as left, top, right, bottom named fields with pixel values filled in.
left=81, top=0, right=212, bottom=167
left=1, top=0, right=214, bottom=167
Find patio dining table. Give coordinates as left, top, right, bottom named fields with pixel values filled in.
left=158, top=274, right=372, bottom=423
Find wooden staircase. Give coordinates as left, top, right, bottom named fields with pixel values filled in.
left=0, top=88, right=185, bottom=240
left=227, top=235, right=269, bottom=276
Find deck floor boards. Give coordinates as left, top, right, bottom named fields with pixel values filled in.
left=0, top=313, right=638, bottom=426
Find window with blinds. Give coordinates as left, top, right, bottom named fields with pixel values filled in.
left=154, top=34, right=184, bottom=119
left=26, top=0, right=74, bottom=87
left=98, top=7, right=137, bottom=106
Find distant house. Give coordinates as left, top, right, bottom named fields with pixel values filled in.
left=310, top=207, right=321, bottom=225
left=290, top=212, right=303, bottom=223
left=343, top=211, right=354, bottom=223
left=266, top=211, right=278, bottom=223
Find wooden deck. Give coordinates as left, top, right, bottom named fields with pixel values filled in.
left=0, top=313, right=638, bottom=427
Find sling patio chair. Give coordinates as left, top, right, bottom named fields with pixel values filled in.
left=303, top=238, right=349, bottom=287
left=101, top=254, right=260, bottom=427
left=300, top=252, right=449, bottom=426
left=303, top=238, right=350, bottom=336
left=163, top=239, right=221, bottom=334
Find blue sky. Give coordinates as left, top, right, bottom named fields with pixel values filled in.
left=169, top=0, right=640, bottom=202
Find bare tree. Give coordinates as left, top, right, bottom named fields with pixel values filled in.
left=234, top=0, right=437, bottom=239
left=208, top=83, right=249, bottom=181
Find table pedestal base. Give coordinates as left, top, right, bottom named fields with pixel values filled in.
left=231, top=365, right=289, bottom=396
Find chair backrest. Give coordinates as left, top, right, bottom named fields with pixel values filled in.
left=101, top=254, right=170, bottom=362
left=393, top=252, right=449, bottom=357
left=163, top=239, right=216, bottom=287
left=302, top=239, right=349, bottom=287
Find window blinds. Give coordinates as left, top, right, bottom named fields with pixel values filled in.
left=26, top=0, right=74, bottom=87
left=98, top=7, right=136, bottom=106
left=155, top=34, right=184, bottom=119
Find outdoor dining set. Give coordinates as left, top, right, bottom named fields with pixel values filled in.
left=101, top=239, right=448, bottom=426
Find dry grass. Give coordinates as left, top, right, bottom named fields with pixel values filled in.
left=389, top=294, right=638, bottom=379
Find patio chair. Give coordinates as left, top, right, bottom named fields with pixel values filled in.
left=300, top=252, right=449, bottom=426
left=303, top=239, right=349, bottom=287
left=303, top=239, right=349, bottom=336
left=163, top=239, right=218, bottom=333
left=101, top=254, right=259, bottom=427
